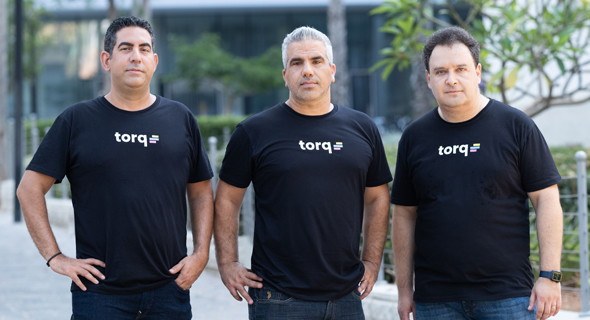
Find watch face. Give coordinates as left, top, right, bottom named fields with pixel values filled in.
left=552, top=272, right=562, bottom=282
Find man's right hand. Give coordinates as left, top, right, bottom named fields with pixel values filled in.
left=398, top=287, right=416, bottom=320
left=49, top=254, right=106, bottom=291
left=218, top=261, right=263, bottom=305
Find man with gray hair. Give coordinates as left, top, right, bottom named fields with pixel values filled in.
left=214, top=26, right=392, bottom=319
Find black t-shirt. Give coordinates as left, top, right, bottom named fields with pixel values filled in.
left=390, top=99, right=562, bottom=302
left=27, top=96, right=213, bottom=294
left=219, top=103, right=392, bottom=301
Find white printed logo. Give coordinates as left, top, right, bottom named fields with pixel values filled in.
left=438, top=143, right=481, bottom=157
left=115, top=132, right=159, bottom=147
left=298, top=140, right=344, bottom=154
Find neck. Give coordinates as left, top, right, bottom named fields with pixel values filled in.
left=105, top=88, right=155, bottom=112
left=285, top=95, right=333, bottom=116
left=438, top=94, right=490, bottom=123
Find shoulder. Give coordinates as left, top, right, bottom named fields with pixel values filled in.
left=487, top=99, right=537, bottom=129
left=157, top=96, right=193, bottom=114
left=54, top=97, right=104, bottom=124
left=240, top=103, right=285, bottom=128
left=337, top=105, right=375, bottom=125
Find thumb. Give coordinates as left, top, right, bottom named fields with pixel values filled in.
left=528, top=290, right=536, bottom=310
left=169, top=260, right=184, bottom=274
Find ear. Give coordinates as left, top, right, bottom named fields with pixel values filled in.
left=331, top=63, right=336, bottom=82
left=153, top=53, right=159, bottom=71
left=476, top=63, right=482, bottom=84
left=282, top=69, right=288, bottom=87
left=100, top=51, right=111, bottom=72
left=425, top=69, right=432, bottom=89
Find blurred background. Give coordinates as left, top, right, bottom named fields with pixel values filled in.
left=0, top=0, right=589, bottom=319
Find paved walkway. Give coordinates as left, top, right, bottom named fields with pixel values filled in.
left=0, top=212, right=248, bottom=320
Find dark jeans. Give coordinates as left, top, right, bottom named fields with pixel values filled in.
left=415, top=296, right=535, bottom=320
left=248, top=283, right=364, bottom=320
left=71, top=280, right=191, bottom=320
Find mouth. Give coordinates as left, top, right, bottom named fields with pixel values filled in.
left=126, top=68, right=144, bottom=73
left=300, top=81, right=318, bottom=87
left=445, top=90, right=462, bottom=94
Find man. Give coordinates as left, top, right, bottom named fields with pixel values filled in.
left=391, top=27, right=563, bottom=320
left=214, top=26, right=392, bottom=319
left=17, top=16, right=213, bottom=319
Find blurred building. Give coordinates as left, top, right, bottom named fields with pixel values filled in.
left=27, top=0, right=413, bottom=129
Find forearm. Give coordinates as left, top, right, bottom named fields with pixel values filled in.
left=361, top=188, right=390, bottom=265
left=17, top=174, right=61, bottom=260
left=214, top=181, right=246, bottom=265
left=188, top=187, right=214, bottom=255
left=532, top=186, right=563, bottom=271
left=392, top=205, right=417, bottom=291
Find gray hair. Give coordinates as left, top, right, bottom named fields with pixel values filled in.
left=282, top=26, right=334, bottom=68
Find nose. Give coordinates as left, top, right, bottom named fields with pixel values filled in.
left=446, top=71, right=457, bottom=85
left=130, top=47, right=142, bottom=63
left=302, top=60, right=314, bottom=77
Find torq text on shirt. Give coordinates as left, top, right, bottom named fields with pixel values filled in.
left=115, top=132, right=149, bottom=147
left=299, top=140, right=334, bottom=154
left=439, top=144, right=469, bottom=157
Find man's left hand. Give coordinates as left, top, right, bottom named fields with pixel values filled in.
left=528, top=277, right=561, bottom=320
left=358, top=260, right=380, bottom=300
left=169, top=250, right=209, bottom=290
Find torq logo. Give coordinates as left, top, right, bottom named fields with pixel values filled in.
left=298, top=140, right=344, bottom=154
left=114, top=132, right=159, bottom=147
left=438, top=143, right=480, bottom=157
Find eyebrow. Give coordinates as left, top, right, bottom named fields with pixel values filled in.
left=117, top=42, right=152, bottom=49
left=432, top=64, right=469, bottom=71
left=289, top=55, right=325, bottom=64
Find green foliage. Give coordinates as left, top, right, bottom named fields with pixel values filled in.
left=167, top=33, right=284, bottom=101
left=195, top=115, right=247, bottom=141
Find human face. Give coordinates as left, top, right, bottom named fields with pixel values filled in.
left=426, top=43, right=481, bottom=110
left=101, top=27, right=158, bottom=91
left=282, top=40, right=336, bottom=105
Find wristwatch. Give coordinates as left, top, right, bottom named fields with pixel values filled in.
left=539, top=270, right=562, bottom=282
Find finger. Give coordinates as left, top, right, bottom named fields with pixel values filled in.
left=243, top=279, right=263, bottom=289
left=535, top=301, right=545, bottom=319
left=84, top=258, right=106, bottom=268
left=555, top=298, right=562, bottom=316
left=398, top=310, right=409, bottom=320
left=528, top=291, right=536, bottom=310
left=169, top=261, right=184, bottom=274
left=71, top=276, right=87, bottom=291
left=245, top=271, right=263, bottom=282
left=236, top=286, right=254, bottom=305
left=227, top=287, right=243, bottom=302
left=80, top=270, right=100, bottom=284
left=550, top=304, right=558, bottom=317
left=358, top=279, right=368, bottom=292
left=541, top=302, right=553, bottom=320
left=83, top=265, right=105, bottom=280
left=360, top=283, right=374, bottom=300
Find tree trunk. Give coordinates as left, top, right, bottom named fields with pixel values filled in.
left=327, top=0, right=351, bottom=107
left=0, top=0, right=9, bottom=182
left=101, top=0, right=117, bottom=96
left=131, top=0, right=151, bottom=22
left=223, top=94, right=235, bottom=115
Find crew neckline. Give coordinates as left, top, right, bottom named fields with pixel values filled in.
left=433, top=98, right=494, bottom=126
left=99, top=95, right=161, bottom=115
left=280, top=102, right=339, bottom=120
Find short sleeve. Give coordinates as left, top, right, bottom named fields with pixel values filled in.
left=26, top=115, right=71, bottom=183
left=390, top=133, right=419, bottom=206
left=188, top=117, right=214, bottom=183
left=218, top=124, right=253, bottom=188
left=366, top=126, right=393, bottom=187
left=519, top=124, right=562, bottom=192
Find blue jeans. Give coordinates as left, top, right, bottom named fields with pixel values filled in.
left=248, top=283, right=364, bottom=320
left=415, top=296, right=535, bottom=320
left=71, top=279, right=191, bottom=320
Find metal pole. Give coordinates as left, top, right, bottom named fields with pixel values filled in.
left=208, top=136, right=218, bottom=192
left=576, top=150, right=589, bottom=317
left=13, top=0, right=23, bottom=223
